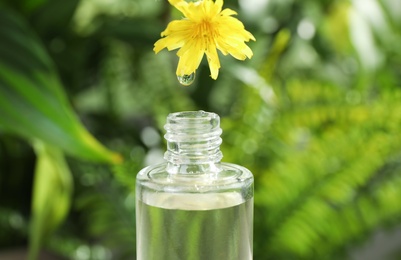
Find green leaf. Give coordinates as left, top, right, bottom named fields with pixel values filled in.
left=0, top=8, right=121, bottom=164
left=28, top=141, right=72, bottom=260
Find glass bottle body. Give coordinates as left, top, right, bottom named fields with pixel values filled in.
left=136, top=111, right=254, bottom=260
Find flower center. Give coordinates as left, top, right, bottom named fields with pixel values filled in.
left=194, top=19, right=218, bottom=45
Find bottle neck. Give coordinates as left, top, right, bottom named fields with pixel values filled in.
left=164, top=111, right=223, bottom=171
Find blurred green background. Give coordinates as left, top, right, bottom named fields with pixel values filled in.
left=1, top=0, right=401, bottom=259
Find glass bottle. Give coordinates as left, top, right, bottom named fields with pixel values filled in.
left=136, top=111, right=254, bottom=260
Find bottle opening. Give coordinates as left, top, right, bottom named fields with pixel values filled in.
left=164, top=111, right=223, bottom=165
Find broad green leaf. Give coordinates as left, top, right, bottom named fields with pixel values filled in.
left=29, top=141, right=72, bottom=260
left=0, top=8, right=121, bottom=164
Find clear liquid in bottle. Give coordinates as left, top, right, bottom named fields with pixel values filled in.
left=136, top=111, right=254, bottom=260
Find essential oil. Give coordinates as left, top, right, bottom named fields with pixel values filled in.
left=136, top=111, right=254, bottom=260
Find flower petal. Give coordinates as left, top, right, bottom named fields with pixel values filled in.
left=154, top=38, right=168, bottom=53
left=177, top=36, right=203, bottom=57
left=220, top=8, right=237, bottom=16
left=206, top=43, right=221, bottom=79
left=216, top=37, right=251, bottom=60
left=161, top=20, right=193, bottom=36
left=154, top=19, right=196, bottom=53
left=168, top=0, right=191, bottom=17
left=215, top=0, right=223, bottom=12
left=210, top=0, right=223, bottom=17
left=176, top=40, right=204, bottom=76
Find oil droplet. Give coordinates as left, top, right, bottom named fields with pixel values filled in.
left=177, top=73, right=195, bottom=86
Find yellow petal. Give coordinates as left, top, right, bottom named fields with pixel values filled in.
left=216, top=38, right=247, bottom=60
left=247, top=31, right=256, bottom=41
left=169, top=0, right=191, bottom=18
left=154, top=38, right=168, bottom=53
left=176, top=40, right=204, bottom=76
left=205, top=43, right=221, bottom=80
left=219, top=20, right=255, bottom=42
left=161, top=20, right=193, bottom=36
left=185, top=1, right=203, bottom=21
left=154, top=20, right=195, bottom=53
left=238, top=43, right=254, bottom=58
left=215, top=0, right=223, bottom=13
left=177, top=35, right=205, bottom=57
left=208, top=0, right=223, bottom=17
left=202, top=0, right=212, bottom=14
left=220, top=8, right=237, bottom=16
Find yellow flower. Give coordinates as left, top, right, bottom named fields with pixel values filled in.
left=154, top=0, right=255, bottom=80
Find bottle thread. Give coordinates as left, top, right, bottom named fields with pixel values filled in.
left=164, top=111, right=223, bottom=165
